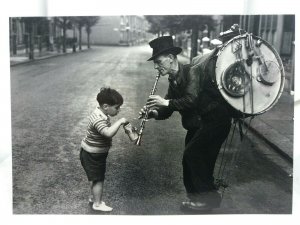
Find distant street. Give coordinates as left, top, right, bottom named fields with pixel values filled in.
left=11, top=45, right=292, bottom=215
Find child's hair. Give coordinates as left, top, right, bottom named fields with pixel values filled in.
left=96, top=87, right=123, bottom=106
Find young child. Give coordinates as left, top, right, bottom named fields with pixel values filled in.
left=80, top=87, right=128, bottom=212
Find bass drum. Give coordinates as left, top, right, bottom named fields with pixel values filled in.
left=215, top=34, right=285, bottom=116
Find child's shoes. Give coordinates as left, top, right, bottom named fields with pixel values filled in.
left=92, top=202, right=113, bottom=212
left=88, top=197, right=106, bottom=205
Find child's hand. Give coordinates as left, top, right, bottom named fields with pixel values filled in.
left=120, top=117, right=128, bottom=125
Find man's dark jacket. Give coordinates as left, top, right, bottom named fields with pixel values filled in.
left=156, top=51, right=230, bottom=130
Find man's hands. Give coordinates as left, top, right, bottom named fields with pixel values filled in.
left=146, top=95, right=169, bottom=108
left=138, top=106, right=158, bottom=119
left=138, top=95, right=168, bottom=120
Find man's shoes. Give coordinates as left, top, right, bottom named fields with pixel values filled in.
left=183, top=190, right=222, bottom=211
left=181, top=191, right=222, bottom=212
left=181, top=200, right=213, bottom=211
left=92, top=202, right=113, bottom=212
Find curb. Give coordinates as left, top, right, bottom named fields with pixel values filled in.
left=10, top=48, right=90, bottom=67
left=242, top=119, right=293, bottom=164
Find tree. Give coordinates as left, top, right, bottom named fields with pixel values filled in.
left=20, top=17, right=44, bottom=59
left=54, top=17, right=73, bottom=53
left=144, top=16, right=166, bottom=36
left=145, top=15, right=186, bottom=36
left=10, top=18, right=18, bottom=55
left=145, top=15, right=215, bottom=61
left=71, top=17, right=86, bottom=50
left=180, top=16, right=214, bottom=61
left=83, top=16, right=100, bottom=48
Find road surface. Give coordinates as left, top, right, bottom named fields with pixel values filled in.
left=10, top=45, right=292, bottom=215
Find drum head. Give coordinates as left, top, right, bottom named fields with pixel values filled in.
left=215, top=35, right=285, bottom=115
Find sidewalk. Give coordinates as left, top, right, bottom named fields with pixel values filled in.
left=10, top=50, right=295, bottom=162
left=10, top=46, right=88, bottom=66
left=245, top=91, right=294, bottom=162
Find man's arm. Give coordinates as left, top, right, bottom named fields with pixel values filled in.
left=144, top=86, right=174, bottom=120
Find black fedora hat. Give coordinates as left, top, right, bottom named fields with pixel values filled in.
left=147, top=36, right=182, bottom=61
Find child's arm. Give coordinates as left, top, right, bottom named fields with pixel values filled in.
left=101, top=118, right=127, bottom=138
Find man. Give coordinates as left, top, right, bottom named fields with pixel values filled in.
left=139, top=36, right=232, bottom=211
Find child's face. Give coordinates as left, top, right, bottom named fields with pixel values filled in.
left=105, top=104, right=121, bottom=117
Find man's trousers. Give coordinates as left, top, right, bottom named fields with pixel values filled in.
left=182, top=118, right=231, bottom=201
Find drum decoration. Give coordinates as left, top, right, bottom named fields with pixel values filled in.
left=215, top=32, right=285, bottom=116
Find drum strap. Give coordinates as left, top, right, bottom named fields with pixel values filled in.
left=197, top=50, right=226, bottom=116
left=195, top=49, right=218, bottom=91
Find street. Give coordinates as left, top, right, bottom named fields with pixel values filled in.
left=10, top=45, right=292, bottom=215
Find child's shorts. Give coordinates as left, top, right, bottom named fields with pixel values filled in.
left=80, top=148, right=108, bottom=182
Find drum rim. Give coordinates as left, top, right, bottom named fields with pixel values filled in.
left=215, top=34, right=285, bottom=116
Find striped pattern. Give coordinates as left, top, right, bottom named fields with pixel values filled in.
left=82, top=107, right=112, bottom=152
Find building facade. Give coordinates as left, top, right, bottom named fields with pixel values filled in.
left=9, top=15, right=295, bottom=93
left=9, top=16, right=152, bottom=57
left=238, top=15, right=295, bottom=92
left=9, top=17, right=68, bottom=56
left=78, top=16, right=151, bottom=46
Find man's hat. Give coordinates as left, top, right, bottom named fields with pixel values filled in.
left=147, top=36, right=182, bottom=61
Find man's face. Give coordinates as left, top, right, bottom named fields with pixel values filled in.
left=153, top=55, right=172, bottom=76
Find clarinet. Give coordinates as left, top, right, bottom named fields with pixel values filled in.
left=135, top=73, right=161, bottom=146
